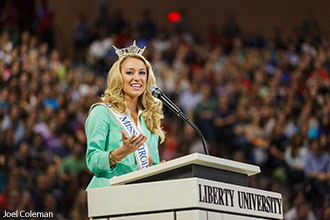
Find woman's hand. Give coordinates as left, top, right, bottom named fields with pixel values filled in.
left=113, top=130, right=148, bottom=161
left=148, top=157, right=166, bottom=166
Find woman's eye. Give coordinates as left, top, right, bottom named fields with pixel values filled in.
left=140, top=71, right=146, bottom=75
left=126, top=71, right=133, bottom=75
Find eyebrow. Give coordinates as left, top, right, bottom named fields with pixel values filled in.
left=125, top=67, right=147, bottom=71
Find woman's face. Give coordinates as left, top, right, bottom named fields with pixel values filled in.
left=121, top=57, right=147, bottom=100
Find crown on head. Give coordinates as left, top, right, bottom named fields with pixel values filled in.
left=113, top=40, right=146, bottom=59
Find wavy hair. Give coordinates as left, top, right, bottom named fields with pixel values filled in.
left=102, top=54, right=165, bottom=143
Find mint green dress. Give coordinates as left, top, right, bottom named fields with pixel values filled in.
left=85, top=104, right=160, bottom=190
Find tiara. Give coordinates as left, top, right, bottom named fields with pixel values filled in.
left=113, top=40, right=146, bottom=59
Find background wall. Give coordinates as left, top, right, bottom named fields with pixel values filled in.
left=110, top=0, right=329, bottom=34
left=48, top=0, right=94, bottom=55
left=49, top=0, right=330, bottom=55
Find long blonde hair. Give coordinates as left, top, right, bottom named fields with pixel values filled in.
left=102, top=54, right=165, bottom=143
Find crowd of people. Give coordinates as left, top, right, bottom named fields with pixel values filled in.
left=0, top=2, right=330, bottom=220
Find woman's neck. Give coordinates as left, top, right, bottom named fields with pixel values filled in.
left=125, top=95, right=138, bottom=114
left=125, top=96, right=139, bottom=125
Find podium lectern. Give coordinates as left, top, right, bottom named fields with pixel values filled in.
left=87, top=153, right=283, bottom=220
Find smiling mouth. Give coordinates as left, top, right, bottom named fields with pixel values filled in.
left=131, top=84, right=142, bottom=88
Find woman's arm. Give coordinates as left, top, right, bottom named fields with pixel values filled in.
left=85, top=105, right=113, bottom=174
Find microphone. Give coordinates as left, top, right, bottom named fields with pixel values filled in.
left=149, top=85, right=186, bottom=119
left=149, top=85, right=209, bottom=155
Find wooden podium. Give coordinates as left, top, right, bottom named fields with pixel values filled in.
left=87, top=153, right=283, bottom=220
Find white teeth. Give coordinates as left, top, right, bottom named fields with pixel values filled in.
left=131, top=84, right=142, bottom=88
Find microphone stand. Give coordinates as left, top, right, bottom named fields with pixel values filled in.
left=161, top=95, right=209, bottom=155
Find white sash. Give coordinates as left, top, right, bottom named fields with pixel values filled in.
left=99, top=103, right=150, bottom=170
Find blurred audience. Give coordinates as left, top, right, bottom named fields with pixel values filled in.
left=0, top=5, right=330, bottom=219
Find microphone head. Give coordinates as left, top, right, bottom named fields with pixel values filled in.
left=149, top=85, right=161, bottom=97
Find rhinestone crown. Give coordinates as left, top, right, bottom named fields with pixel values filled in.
left=113, top=40, right=146, bottom=59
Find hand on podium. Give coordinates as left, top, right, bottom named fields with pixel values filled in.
left=148, top=156, right=166, bottom=166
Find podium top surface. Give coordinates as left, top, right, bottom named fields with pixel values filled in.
left=110, top=153, right=260, bottom=186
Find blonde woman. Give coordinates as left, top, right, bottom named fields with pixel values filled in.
left=85, top=41, right=165, bottom=189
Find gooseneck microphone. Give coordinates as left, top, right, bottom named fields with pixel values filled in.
left=149, top=85, right=209, bottom=155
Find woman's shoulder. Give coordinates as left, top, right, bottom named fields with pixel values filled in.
left=89, top=103, right=108, bottom=113
left=85, top=103, right=114, bottom=130
left=87, top=103, right=111, bottom=120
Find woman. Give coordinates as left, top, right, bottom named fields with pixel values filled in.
left=284, top=134, right=307, bottom=185
left=85, top=41, right=165, bottom=189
